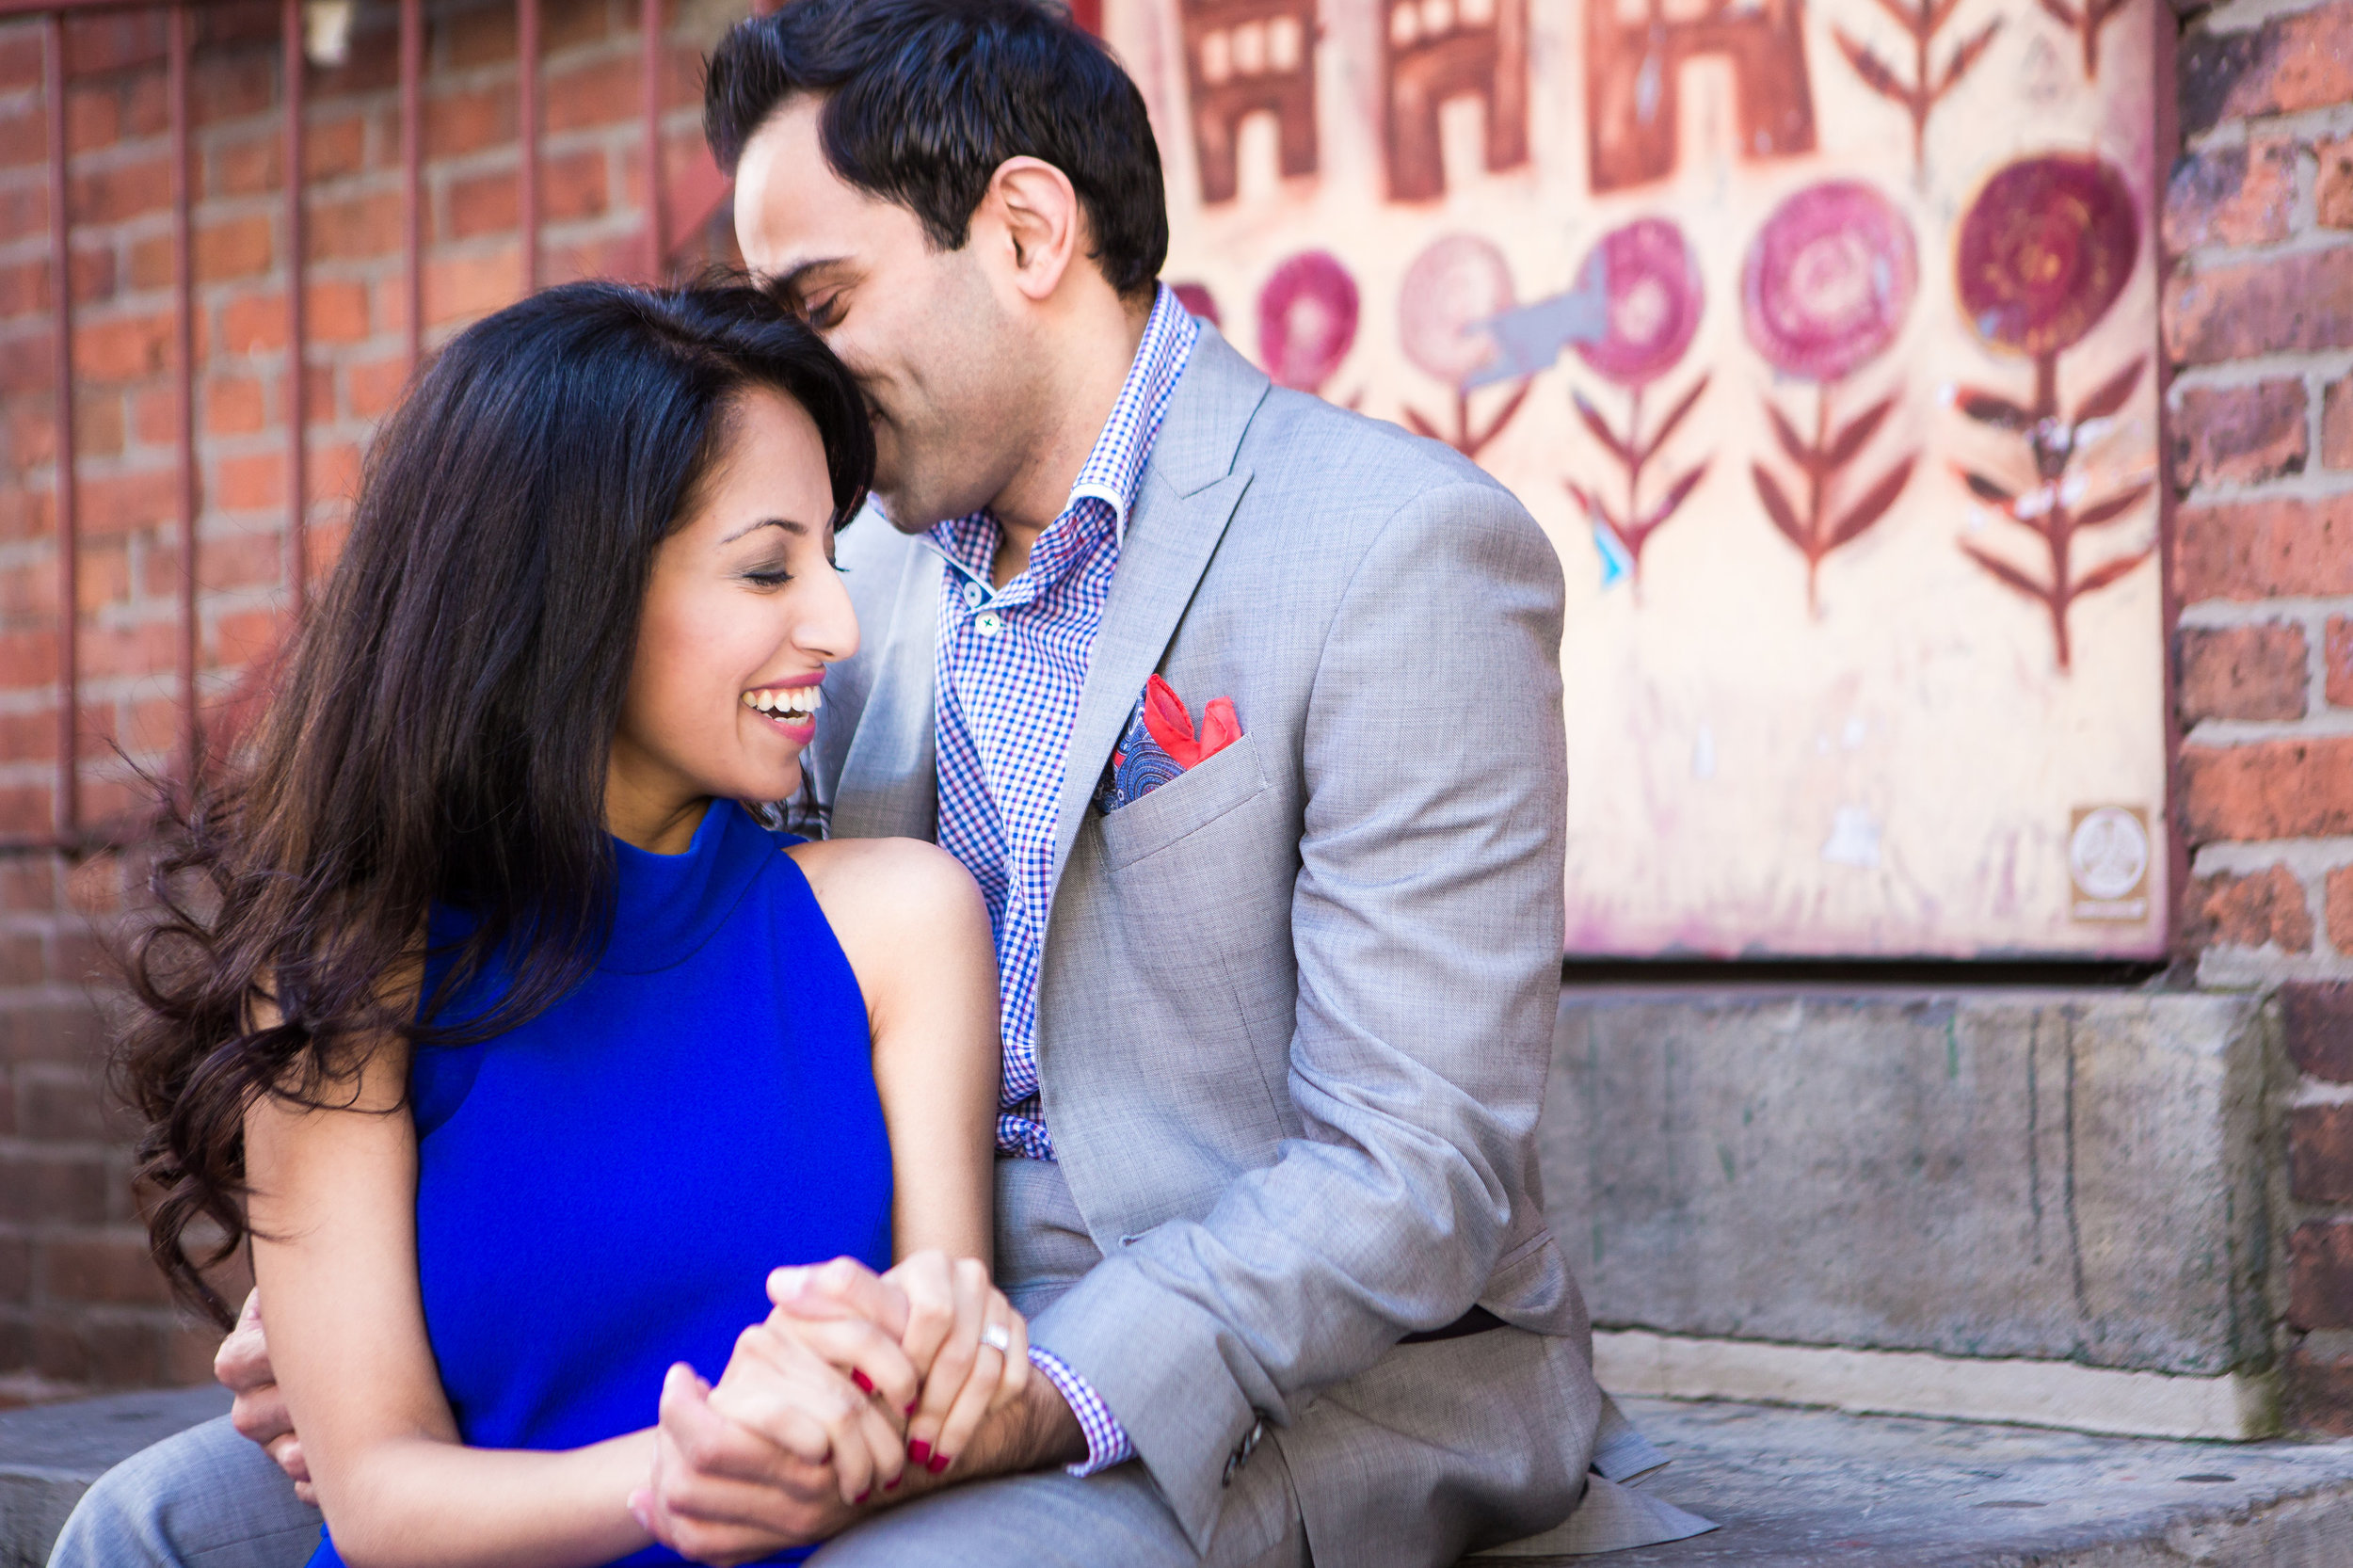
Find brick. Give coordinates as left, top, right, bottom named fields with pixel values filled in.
left=63, top=10, right=165, bottom=74
left=2178, top=622, right=2309, bottom=722
left=196, top=214, right=274, bottom=282
left=346, top=353, right=412, bottom=420
left=2287, top=1338, right=2353, bottom=1437
left=446, top=168, right=520, bottom=241
left=192, top=52, right=276, bottom=126
left=2163, top=139, right=2296, bottom=252
left=2181, top=736, right=2353, bottom=842
left=545, top=57, right=641, bottom=135
left=2180, top=1, right=2353, bottom=136
left=68, top=154, right=170, bottom=226
left=77, top=467, right=178, bottom=538
left=2328, top=618, right=2353, bottom=708
left=2325, top=378, right=2353, bottom=472
left=307, top=280, right=370, bottom=346
left=219, top=292, right=288, bottom=354
left=2172, top=380, right=2307, bottom=488
left=2321, top=138, right=2353, bottom=232
left=0, top=858, right=55, bottom=911
left=2290, top=1220, right=2353, bottom=1331
left=2329, top=866, right=2353, bottom=957
left=425, top=250, right=521, bottom=328
left=215, top=451, right=285, bottom=513
left=0, top=1151, right=109, bottom=1224
left=0, top=1239, right=26, bottom=1304
left=62, top=854, right=120, bottom=918
left=41, top=1237, right=168, bottom=1305
left=71, top=312, right=168, bottom=383
left=2175, top=494, right=2353, bottom=601
left=31, top=1316, right=166, bottom=1388
left=307, top=189, right=402, bottom=263
left=2166, top=248, right=2353, bottom=367
left=0, top=935, right=42, bottom=984
left=423, top=85, right=511, bottom=160
left=2293, top=1103, right=2353, bottom=1204
left=209, top=129, right=280, bottom=200
left=204, top=374, right=266, bottom=436
left=301, top=111, right=366, bottom=184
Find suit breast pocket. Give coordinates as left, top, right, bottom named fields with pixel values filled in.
left=1098, top=731, right=1270, bottom=872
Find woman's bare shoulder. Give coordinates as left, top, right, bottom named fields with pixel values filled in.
left=783, top=837, right=989, bottom=951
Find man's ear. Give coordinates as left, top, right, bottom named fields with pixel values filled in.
left=979, top=156, right=1082, bottom=304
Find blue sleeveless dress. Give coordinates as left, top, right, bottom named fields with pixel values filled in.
left=306, top=801, right=894, bottom=1568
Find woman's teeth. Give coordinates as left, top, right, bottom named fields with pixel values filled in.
left=744, top=686, right=822, bottom=720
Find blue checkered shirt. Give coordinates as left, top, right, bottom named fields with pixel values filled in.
left=921, top=284, right=1198, bottom=1475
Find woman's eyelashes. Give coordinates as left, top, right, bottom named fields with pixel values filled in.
left=739, top=560, right=795, bottom=589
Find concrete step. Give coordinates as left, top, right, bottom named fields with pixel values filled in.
left=1525, top=1396, right=2353, bottom=1567
left=6, top=1385, right=2350, bottom=1567
left=0, top=1384, right=228, bottom=1568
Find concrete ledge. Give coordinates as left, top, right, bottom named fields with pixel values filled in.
left=1597, top=1330, right=2281, bottom=1441
left=0, top=1386, right=228, bottom=1568
left=1481, top=1396, right=2353, bottom=1567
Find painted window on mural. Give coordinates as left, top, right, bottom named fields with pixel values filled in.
left=1109, top=0, right=2167, bottom=959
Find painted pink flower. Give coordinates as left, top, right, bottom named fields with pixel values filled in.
left=1397, top=234, right=1514, bottom=387
left=1742, top=181, right=1917, bottom=383
left=1956, top=153, right=2138, bottom=359
left=1170, top=280, right=1222, bottom=328
left=1569, top=218, right=1704, bottom=390
left=1257, top=251, right=1359, bottom=393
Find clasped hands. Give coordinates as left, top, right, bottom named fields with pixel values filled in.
left=632, top=1251, right=1032, bottom=1561
left=217, top=1252, right=1030, bottom=1567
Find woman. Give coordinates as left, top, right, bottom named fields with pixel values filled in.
left=117, top=281, right=1020, bottom=1567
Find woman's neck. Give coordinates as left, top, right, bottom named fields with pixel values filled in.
left=604, top=772, right=712, bottom=856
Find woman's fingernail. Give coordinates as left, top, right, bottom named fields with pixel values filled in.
left=928, top=1452, right=952, bottom=1475
left=885, top=1474, right=902, bottom=1491
left=855, top=1488, right=872, bottom=1504
left=904, top=1400, right=919, bottom=1416
left=851, top=1368, right=874, bottom=1395
left=907, top=1438, right=932, bottom=1464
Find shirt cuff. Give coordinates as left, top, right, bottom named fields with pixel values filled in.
left=1027, top=1343, right=1135, bottom=1476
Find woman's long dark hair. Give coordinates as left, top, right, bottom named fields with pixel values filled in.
left=117, top=281, right=873, bottom=1324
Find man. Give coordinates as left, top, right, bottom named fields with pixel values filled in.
left=51, top=2, right=1708, bottom=1564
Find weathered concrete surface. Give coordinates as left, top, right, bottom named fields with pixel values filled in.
left=1474, top=1396, right=2353, bottom=1567
left=0, top=1385, right=228, bottom=1568
left=1544, top=990, right=2275, bottom=1377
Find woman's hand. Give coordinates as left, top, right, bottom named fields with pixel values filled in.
left=873, top=1253, right=1029, bottom=1477
left=702, top=1312, right=907, bottom=1505
left=760, top=1253, right=1031, bottom=1478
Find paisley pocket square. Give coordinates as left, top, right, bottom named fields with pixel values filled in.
left=1097, top=675, right=1241, bottom=813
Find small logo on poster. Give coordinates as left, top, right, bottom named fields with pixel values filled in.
left=2069, top=806, right=2151, bottom=921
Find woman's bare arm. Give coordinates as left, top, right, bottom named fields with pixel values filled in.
left=244, top=1031, right=656, bottom=1568
left=787, top=836, right=1000, bottom=1268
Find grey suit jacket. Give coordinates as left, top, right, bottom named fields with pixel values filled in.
left=808, top=328, right=1700, bottom=1565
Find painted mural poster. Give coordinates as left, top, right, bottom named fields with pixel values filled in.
left=1104, top=0, right=2168, bottom=958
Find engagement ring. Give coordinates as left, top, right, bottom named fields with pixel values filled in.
left=981, top=1322, right=1012, bottom=1353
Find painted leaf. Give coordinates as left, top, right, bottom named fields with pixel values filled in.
left=1571, top=390, right=1632, bottom=465
left=1868, top=0, right=1921, bottom=35
left=1937, top=19, right=2003, bottom=95
left=1569, top=481, right=1626, bottom=540
left=2036, top=0, right=2081, bottom=27
left=2073, top=479, right=2153, bottom=530
left=1641, top=461, right=1710, bottom=532
left=1956, top=389, right=2036, bottom=431
left=1401, top=406, right=1443, bottom=442
left=1961, top=541, right=2051, bottom=602
left=1638, top=375, right=1711, bottom=467
left=1831, top=455, right=1915, bottom=548
left=1766, top=399, right=1813, bottom=470
left=1753, top=463, right=1807, bottom=549
left=2071, top=356, right=2145, bottom=425
left=1833, top=28, right=1913, bottom=106
left=1928, top=0, right=1970, bottom=37
left=1470, top=381, right=1535, bottom=456
left=1827, top=394, right=1897, bottom=470
left=1961, top=469, right=2016, bottom=506
left=2070, top=546, right=2153, bottom=598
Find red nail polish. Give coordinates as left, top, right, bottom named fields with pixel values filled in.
left=928, top=1453, right=952, bottom=1475
left=907, top=1439, right=931, bottom=1464
left=904, top=1400, right=919, bottom=1416
left=885, top=1475, right=902, bottom=1491
left=851, top=1368, right=874, bottom=1395
left=856, top=1488, right=872, bottom=1504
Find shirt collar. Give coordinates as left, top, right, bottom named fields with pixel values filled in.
left=922, top=282, right=1201, bottom=582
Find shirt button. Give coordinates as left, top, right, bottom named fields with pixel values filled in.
left=976, top=612, right=1003, bottom=636
left=962, top=581, right=985, bottom=608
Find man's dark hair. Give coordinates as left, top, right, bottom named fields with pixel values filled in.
left=705, top=0, right=1169, bottom=298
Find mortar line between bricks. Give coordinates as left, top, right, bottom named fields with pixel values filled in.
left=2192, top=840, right=2353, bottom=877
left=2295, top=1080, right=2353, bottom=1107
left=2179, top=597, right=2353, bottom=623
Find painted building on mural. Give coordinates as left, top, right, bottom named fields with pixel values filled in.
left=1107, top=0, right=2169, bottom=961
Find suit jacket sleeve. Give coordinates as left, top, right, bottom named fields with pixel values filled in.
left=1029, top=477, right=1570, bottom=1544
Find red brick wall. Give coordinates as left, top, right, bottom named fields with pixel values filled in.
left=2164, top=0, right=2353, bottom=1435
left=0, top=0, right=714, bottom=1405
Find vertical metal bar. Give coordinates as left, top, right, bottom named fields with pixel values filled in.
left=517, top=0, right=537, bottom=293
left=401, top=0, right=422, bottom=368
left=640, top=0, right=661, bottom=280
left=170, top=3, right=198, bottom=788
left=281, top=0, right=306, bottom=612
left=44, top=11, right=76, bottom=843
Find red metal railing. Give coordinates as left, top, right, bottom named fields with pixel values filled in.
left=3, top=0, right=700, bottom=855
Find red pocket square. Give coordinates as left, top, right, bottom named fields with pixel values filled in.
left=1141, top=674, right=1241, bottom=771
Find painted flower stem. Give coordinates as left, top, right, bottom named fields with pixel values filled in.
left=1568, top=376, right=1711, bottom=603
left=1955, top=352, right=2153, bottom=672
left=1404, top=382, right=1533, bottom=461
left=1833, top=0, right=2001, bottom=176
left=1750, top=379, right=1916, bottom=617
left=2036, top=0, right=2129, bottom=78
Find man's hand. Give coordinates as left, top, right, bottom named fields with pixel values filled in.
left=216, top=1289, right=315, bottom=1505
left=634, top=1361, right=860, bottom=1566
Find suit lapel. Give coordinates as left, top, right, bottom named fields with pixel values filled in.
left=1046, top=328, right=1270, bottom=888
left=830, top=536, right=941, bottom=843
